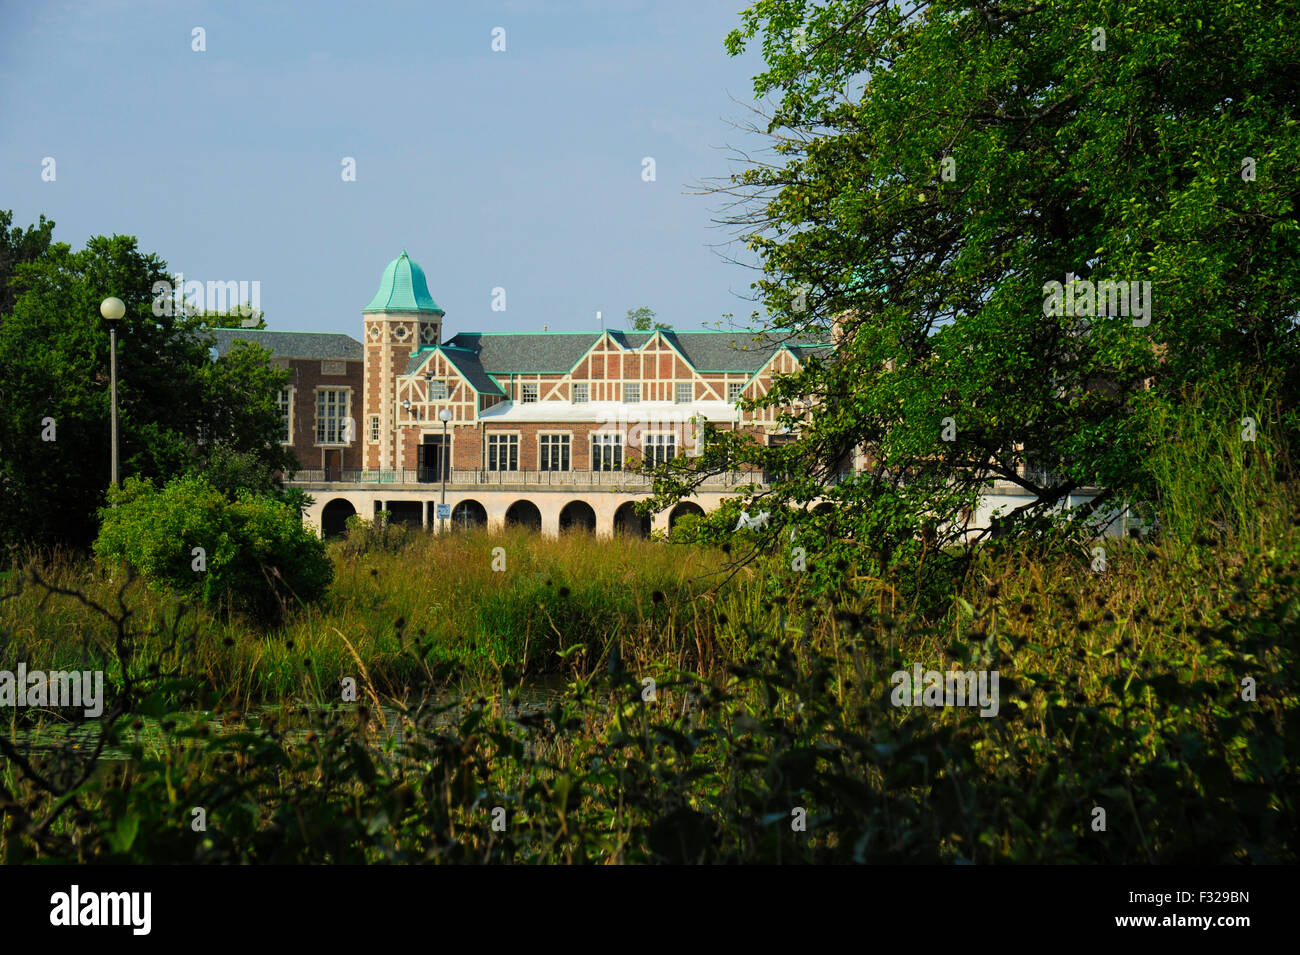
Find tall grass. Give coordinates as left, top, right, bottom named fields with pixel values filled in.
left=1, top=528, right=771, bottom=710
left=1139, top=368, right=1292, bottom=547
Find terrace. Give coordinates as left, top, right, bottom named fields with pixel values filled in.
left=286, top=467, right=778, bottom=490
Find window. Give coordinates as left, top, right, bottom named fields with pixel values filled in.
left=276, top=388, right=293, bottom=444
left=522, top=383, right=538, bottom=403
left=487, top=433, right=518, bottom=471
left=572, top=383, right=589, bottom=404
left=727, top=383, right=743, bottom=403
left=428, top=380, right=448, bottom=400
left=624, top=383, right=641, bottom=403
left=316, top=388, right=350, bottom=444
left=675, top=383, right=692, bottom=404
left=592, top=433, right=623, bottom=472
left=540, top=434, right=570, bottom=471
left=369, top=415, right=379, bottom=443
left=644, top=433, right=676, bottom=468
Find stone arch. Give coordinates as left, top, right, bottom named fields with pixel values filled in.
left=450, top=499, right=487, bottom=530
left=668, top=501, right=705, bottom=531
left=505, top=499, right=542, bottom=531
left=614, top=501, right=651, bottom=537
left=321, top=498, right=357, bottom=539
left=559, top=500, right=597, bottom=533
left=813, top=502, right=835, bottom=516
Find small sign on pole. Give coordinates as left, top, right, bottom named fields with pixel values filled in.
left=436, top=504, right=451, bottom=520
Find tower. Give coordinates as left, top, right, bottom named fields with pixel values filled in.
left=362, top=250, right=445, bottom=470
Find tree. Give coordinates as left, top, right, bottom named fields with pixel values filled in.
left=95, top=475, right=332, bottom=623
left=626, top=306, right=671, bottom=331
left=653, top=0, right=1300, bottom=587
left=0, top=220, right=299, bottom=553
left=0, top=210, right=56, bottom=317
left=195, top=308, right=267, bottom=330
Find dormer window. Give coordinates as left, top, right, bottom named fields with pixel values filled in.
left=429, top=380, right=448, bottom=400
left=522, top=383, right=538, bottom=403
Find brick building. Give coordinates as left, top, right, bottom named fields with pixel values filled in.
left=213, top=251, right=833, bottom=538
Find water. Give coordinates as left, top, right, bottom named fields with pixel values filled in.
left=5, top=677, right=571, bottom=761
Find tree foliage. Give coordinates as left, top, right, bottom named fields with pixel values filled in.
left=0, top=215, right=300, bottom=553
left=94, top=475, right=332, bottom=622
left=626, top=305, right=671, bottom=330
left=656, top=0, right=1300, bottom=585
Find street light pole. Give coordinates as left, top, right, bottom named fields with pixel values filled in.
left=439, top=407, right=452, bottom=533
left=100, top=297, right=126, bottom=498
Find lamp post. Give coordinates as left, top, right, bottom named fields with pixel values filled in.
left=439, top=407, right=452, bottom=533
left=100, top=297, right=125, bottom=496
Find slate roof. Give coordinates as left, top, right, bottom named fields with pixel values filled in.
left=405, top=346, right=506, bottom=396
left=444, top=333, right=600, bottom=373
left=442, top=330, right=831, bottom=375
left=659, top=330, right=830, bottom=371
left=206, top=328, right=363, bottom=361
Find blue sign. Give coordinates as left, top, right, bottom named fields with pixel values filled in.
left=436, top=504, right=451, bottom=519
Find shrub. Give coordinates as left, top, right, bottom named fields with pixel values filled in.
left=94, top=475, right=332, bottom=622
left=338, top=510, right=411, bottom=557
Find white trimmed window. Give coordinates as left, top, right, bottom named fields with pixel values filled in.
left=277, top=387, right=293, bottom=444
left=675, top=383, right=692, bottom=404
left=487, top=433, right=519, bottom=471
left=429, top=380, right=448, bottom=400
left=316, top=388, right=350, bottom=445
left=645, top=433, right=677, bottom=468
left=522, top=383, right=538, bottom=404
left=727, top=383, right=743, bottom=403
left=369, top=415, right=379, bottom=443
left=592, top=433, right=623, bottom=471
left=572, top=383, right=589, bottom=404
left=540, top=434, right=570, bottom=471
left=624, top=383, right=641, bottom=403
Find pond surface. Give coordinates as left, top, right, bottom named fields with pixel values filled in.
left=5, top=677, right=571, bottom=761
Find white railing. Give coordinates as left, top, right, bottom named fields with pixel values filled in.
left=288, top=468, right=766, bottom=489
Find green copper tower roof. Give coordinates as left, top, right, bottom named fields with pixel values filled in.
left=363, top=250, right=445, bottom=314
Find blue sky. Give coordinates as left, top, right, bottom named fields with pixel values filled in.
left=0, top=0, right=774, bottom=338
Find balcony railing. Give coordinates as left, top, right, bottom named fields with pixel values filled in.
left=287, top=467, right=769, bottom=489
